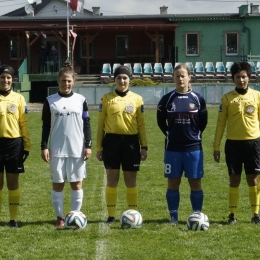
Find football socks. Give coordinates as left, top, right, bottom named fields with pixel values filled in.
left=71, top=189, right=83, bottom=211
left=51, top=190, right=64, bottom=219
left=8, top=188, right=20, bottom=221
left=126, top=187, right=138, bottom=210
left=166, top=189, right=180, bottom=220
left=106, top=186, right=117, bottom=217
left=248, top=186, right=260, bottom=216
left=229, top=187, right=239, bottom=217
left=190, top=190, right=204, bottom=212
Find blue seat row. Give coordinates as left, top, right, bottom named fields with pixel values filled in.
left=101, top=63, right=174, bottom=81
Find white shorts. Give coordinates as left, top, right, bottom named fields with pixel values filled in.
left=50, top=157, right=86, bottom=183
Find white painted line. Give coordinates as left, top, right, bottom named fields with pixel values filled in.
left=94, top=167, right=109, bottom=260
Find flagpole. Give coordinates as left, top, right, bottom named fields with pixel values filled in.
left=66, top=0, right=70, bottom=59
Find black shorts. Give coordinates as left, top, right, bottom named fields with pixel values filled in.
left=225, top=139, right=260, bottom=175
left=102, top=134, right=141, bottom=171
left=0, top=138, right=24, bottom=173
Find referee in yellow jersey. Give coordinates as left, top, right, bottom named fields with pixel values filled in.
left=0, top=65, right=31, bottom=228
left=213, top=62, right=260, bottom=224
left=96, top=65, right=148, bottom=224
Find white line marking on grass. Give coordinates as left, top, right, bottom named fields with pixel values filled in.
left=95, top=167, right=109, bottom=260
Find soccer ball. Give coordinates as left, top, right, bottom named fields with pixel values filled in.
left=187, top=212, right=210, bottom=231
left=120, top=209, right=143, bottom=229
left=64, top=211, right=87, bottom=229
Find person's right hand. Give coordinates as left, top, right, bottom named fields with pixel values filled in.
left=41, top=149, right=49, bottom=163
left=96, top=151, right=103, bottom=161
left=213, top=150, right=220, bottom=163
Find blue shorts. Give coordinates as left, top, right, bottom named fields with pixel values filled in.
left=164, top=150, right=204, bottom=179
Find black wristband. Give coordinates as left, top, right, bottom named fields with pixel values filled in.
left=141, top=146, right=148, bottom=151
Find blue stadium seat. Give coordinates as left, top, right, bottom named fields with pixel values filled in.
left=215, top=62, right=226, bottom=78
left=205, top=62, right=215, bottom=77
left=101, top=63, right=111, bottom=76
left=153, top=63, right=163, bottom=78
left=112, top=63, right=120, bottom=74
left=185, top=62, right=195, bottom=76
left=132, top=63, right=143, bottom=77
left=123, top=63, right=133, bottom=74
left=248, top=61, right=257, bottom=78
left=256, top=61, right=260, bottom=76
left=164, top=63, right=173, bottom=74
left=225, top=61, right=234, bottom=78
left=143, top=63, right=153, bottom=77
left=194, top=62, right=205, bottom=77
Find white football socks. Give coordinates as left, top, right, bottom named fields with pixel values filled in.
left=71, top=189, right=83, bottom=211
left=51, top=190, right=64, bottom=218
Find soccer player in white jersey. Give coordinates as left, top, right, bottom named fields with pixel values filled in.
left=157, top=64, right=208, bottom=225
left=41, top=63, right=92, bottom=228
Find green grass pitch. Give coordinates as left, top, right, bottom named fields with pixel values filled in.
left=0, top=108, right=259, bottom=259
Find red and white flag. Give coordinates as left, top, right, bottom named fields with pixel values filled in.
left=69, top=30, right=77, bottom=38
left=41, top=31, right=46, bottom=38
left=70, top=0, right=85, bottom=13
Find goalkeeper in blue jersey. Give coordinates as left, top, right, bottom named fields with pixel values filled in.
left=157, top=64, right=208, bottom=225
left=213, top=62, right=260, bottom=224
left=41, top=63, right=92, bottom=228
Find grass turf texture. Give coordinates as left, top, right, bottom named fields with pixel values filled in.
left=0, top=108, right=259, bottom=259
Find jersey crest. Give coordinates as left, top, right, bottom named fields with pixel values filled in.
left=8, top=104, right=17, bottom=113
left=125, top=104, right=134, bottom=114
left=246, top=105, right=254, bottom=114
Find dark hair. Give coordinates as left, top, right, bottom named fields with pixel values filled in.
left=230, top=62, right=251, bottom=80
left=58, top=62, right=75, bottom=79
left=174, top=64, right=191, bottom=76
left=114, top=65, right=131, bottom=80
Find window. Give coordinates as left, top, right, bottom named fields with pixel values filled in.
left=151, top=35, right=164, bottom=58
left=80, top=37, right=93, bottom=58
left=10, top=38, right=22, bottom=60
left=186, top=33, right=199, bottom=56
left=226, top=32, right=238, bottom=56
left=116, top=35, right=128, bottom=58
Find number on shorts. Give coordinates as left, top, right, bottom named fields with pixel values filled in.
left=164, top=164, right=171, bottom=174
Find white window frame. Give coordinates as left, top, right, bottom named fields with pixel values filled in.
left=186, top=32, right=200, bottom=56
left=225, top=32, right=239, bottom=56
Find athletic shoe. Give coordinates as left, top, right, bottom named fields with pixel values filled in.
left=251, top=213, right=260, bottom=225
left=56, top=216, right=65, bottom=228
left=106, top=216, right=115, bottom=224
left=227, top=213, right=237, bottom=224
left=169, top=217, right=178, bottom=225
left=8, top=219, right=18, bottom=228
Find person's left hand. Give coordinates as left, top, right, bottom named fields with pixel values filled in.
left=141, top=149, right=147, bottom=161
left=23, top=150, right=29, bottom=162
left=84, top=148, right=92, bottom=161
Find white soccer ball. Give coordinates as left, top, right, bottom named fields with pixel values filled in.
left=120, top=209, right=143, bottom=229
left=187, top=212, right=210, bottom=231
left=64, top=211, right=87, bottom=229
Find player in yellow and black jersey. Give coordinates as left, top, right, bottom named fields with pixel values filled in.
left=213, top=62, right=260, bottom=225
left=0, top=64, right=31, bottom=228
left=96, top=65, right=148, bottom=224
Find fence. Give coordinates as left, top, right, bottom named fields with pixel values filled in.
left=48, top=84, right=260, bottom=106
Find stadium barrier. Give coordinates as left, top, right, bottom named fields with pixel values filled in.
left=48, top=83, right=260, bottom=106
